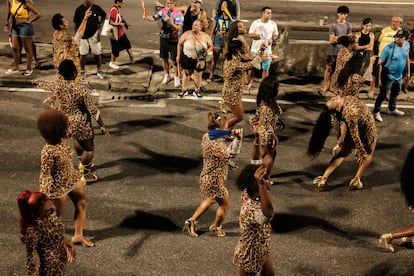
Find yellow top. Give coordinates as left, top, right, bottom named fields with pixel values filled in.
left=10, top=0, right=29, bottom=19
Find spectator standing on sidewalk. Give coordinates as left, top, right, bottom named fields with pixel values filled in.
left=207, top=0, right=236, bottom=83
left=73, top=0, right=106, bottom=80
left=179, top=0, right=208, bottom=33
left=143, top=0, right=183, bottom=88
left=176, top=20, right=213, bottom=97
left=319, top=5, right=352, bottom=94
left=5, top=0, right=41, bottom=76
left=247, top=6, right=278, bottom=87
left=402, top=31, right=414, bottom=94
left=370, top=16, right=403, bottom=98
left=108, top=0, right=134, bottom=69
left=373, top=29, right=410, bottom=122
left=212, top=0, right=240, bottom=20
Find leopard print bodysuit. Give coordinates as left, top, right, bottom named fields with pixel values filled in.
left=332, top=96, right=377, bottom=162
left=233, top=189, right=272, bottom=273
left=222, top=56, right=252, bottom=106
left=330, top=47, right=354, bottom=92
left=199, top=134, right=233, bottom=199
left=338, top=73, right=365, bottom=97
left=39, top=139, right=81, bottom=199
left=254, top=103, right=281, bottom=146
left=39, top=79, right=101, bottom=141
left=24, top=210, right=68, bottom=275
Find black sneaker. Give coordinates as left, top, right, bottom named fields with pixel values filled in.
left=194, top=90, right=202, bottom=98
left=179, top=90, right=189, bottom=97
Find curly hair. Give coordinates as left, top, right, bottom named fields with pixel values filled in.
left=256, top=76, right=280, bottom=114
left=38, top=109, right=68, bottom=145
left=235, top=164, right=260, bottom=197
left=225, top=39, right=243, bottom=60
left=58, top=59, right=77, bottom=80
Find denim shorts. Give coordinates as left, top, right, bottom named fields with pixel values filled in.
left=12, top=23, right=34, bottom=37
left=213, top=33, right=225, bottom=51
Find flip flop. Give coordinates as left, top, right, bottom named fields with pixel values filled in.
left=206, top=78, right=213, bottom=83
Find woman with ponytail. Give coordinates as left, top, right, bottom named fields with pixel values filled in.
left=307, top=95, right=377, bottom=191
left=17, top=190, right=75, bottom=275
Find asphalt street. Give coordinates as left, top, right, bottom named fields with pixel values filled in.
left=1, top=89, right=414, bottom=275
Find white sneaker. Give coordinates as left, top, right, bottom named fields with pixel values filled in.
left=390, top=109, right=405, bottom=116
left=374, top=112, right=383, bottom=122
left=96, top=71, right=105, bottom=80
left=109, top=62, right=120, bottom=69
left=174, top=76, right=181, bottom=88
left=161, top=74, right=171, bottom=84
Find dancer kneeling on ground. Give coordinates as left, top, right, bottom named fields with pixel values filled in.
left=307, top=95, right=377, bottom=191
left=39, top=59, right=110, bottom=183
left=38, top=109, right=94, bottom=247
left=17, top=190, right=75, bottom=275
left=183, top=111, right=242, bottom=237
left=379, top=145, right=414, bottom=253
left=233, top=165, right=274, bottom=276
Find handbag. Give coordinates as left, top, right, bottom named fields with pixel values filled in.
left=101, top=19, right=118, bottom=40
left=196, top=59, right=206, bottom=71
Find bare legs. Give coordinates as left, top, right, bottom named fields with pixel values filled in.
left=227, top=102, right=244, bottom=129
left=209, top=48, right=220, bottom=80
left=185, top=194, right=230, bottom=237
left=320, top=63, right=332, bottom=93
left=239, top=255, right=274, bottom=276
left=53, top=180, right=94, bottom=247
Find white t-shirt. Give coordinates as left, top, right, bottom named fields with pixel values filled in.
left=249, top=19, right=278, bottom=54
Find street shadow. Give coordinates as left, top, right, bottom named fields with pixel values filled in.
left=120, top=210, right=180, bottom=232
left=94, top=154, right=201, bottom=182
left=364, top=261, right=414, bottom=276
left=271, top=212, right=378, bottom=248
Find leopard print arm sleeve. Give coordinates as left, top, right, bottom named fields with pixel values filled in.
left=39, top=148, right=56, bottom=196
left=25, top=229, right=39, bottom=275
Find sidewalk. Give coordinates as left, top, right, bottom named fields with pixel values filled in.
left=0, top=42, right=413, bottom=106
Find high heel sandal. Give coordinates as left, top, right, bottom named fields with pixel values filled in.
left=312, top=176, right=327, bottom=192
left=349, top=177, right=363, bottom=190
left=183, top=218, right=198, bottom=237
left=71, top=236, right=95, bottom=247
left=209, top=224, right=225, bottom=237
left=378, top=233, right=394, bottom=253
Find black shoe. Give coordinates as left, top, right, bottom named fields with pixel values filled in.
left=179, top=90, right=189, bottom=97
left=194, top=90, right=202, bottom=98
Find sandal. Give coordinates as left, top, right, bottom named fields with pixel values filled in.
left=71, top=236, right=95, bottom=247
left=313, top=176, right=327, bottom=192
left=318, top=88, right=327, bottom=95
left=209, top=224, right=225, bottom=237
left=23, top=69, right=33, bottom=76
left=206, top=78, right=213, bottom=83
left=183, top=218, right=198, bottom=237
left=84, top=172, right=98, bottom=183
left=5, top=69, right=19, bottom=75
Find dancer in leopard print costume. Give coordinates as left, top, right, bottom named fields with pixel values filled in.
left=38, top=109, right=94, bottom=247
left=233, top=165, right=274, bottom=275
left=222, top=39, right=253, bottom=129
left=18, top=190, right=75, bottom=275
left=307, top=95, right=377, bottom=191
left=183, top=111, right=241, bottom=237
left=38, top=59, right=109, bottom=183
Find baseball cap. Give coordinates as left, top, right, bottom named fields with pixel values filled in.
left=394, top=29, right=408, bottom=38
left=194, top=0, right=202, bottom=3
